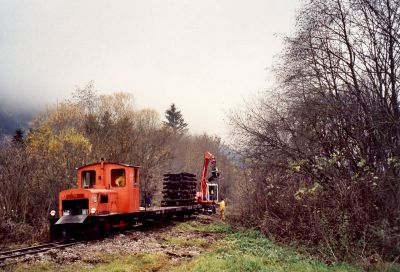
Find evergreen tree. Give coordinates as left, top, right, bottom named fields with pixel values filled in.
left=12, top=127, right=24, bottom=145
left=164, top=104, right=188, bottom=134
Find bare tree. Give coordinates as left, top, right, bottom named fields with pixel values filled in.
left=230, top=0, right=400, bottom=262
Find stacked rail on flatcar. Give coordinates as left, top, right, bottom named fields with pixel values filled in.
left=162, top=173, right=197, bottom=207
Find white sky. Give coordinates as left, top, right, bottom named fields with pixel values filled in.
left=0, top=0, right=300, bottom=138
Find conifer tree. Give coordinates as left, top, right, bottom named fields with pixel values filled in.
left=12, top=128, right=24, bottom=145
left=164, top=103, right=188, bottom=134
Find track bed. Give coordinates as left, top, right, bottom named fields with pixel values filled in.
left=50, top=204, right=201, bottom=241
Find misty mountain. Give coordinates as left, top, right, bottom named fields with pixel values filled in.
left=0, top=104, right=34, bottom=135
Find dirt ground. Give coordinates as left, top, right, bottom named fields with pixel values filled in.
left=7, top=215, right=224, bottom=270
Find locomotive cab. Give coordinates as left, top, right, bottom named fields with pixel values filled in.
left=49, top=161, right=140, bottom=240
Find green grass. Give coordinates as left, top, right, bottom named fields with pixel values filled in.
left=8, top=219, right=367, bottom=272
left=71, top=253, right=169, bottom=272
left=176, top=220, right=233, bottom=234
left=171, top=227, right=361, bottom=272
left=12, top=252, right=170, bottom=272
left=165, top=236, right=209, bottom=248
left=367, top=262, right=400, bottom=272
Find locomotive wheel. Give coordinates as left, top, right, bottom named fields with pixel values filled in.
left=88, top=221, right=100, bottom=240
left=176, top=212, right=185, bottom=220
left=99, top=220, right=111, bottom=236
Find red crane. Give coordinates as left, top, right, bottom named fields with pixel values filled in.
left=197, top=151, right=219, bottom=212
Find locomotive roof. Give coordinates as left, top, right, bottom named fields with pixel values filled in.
left=77, top=162, right=141, bottom=169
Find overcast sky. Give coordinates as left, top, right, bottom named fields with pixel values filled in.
left=0, top=0, right=300, bottom=138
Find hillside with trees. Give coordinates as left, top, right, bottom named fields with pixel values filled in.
left=230, top=0, right=400, bottom=265
left=0, top=83, right=241, bottom=245
left=0, top=0, right=399, bottom=270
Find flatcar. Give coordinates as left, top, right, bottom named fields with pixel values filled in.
left=49, top=160, right=200, bottom=240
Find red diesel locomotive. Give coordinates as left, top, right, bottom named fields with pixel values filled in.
left=49, top=152, right=219, bottom=240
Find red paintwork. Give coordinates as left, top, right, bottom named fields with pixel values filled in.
left=198, top=152, right=216, bottom=203
left=58, top=162, right=140, bottom=217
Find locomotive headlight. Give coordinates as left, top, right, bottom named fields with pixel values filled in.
left=90, top=207, right=96, bottom=214
left=50, top=210, right=56, bottom=216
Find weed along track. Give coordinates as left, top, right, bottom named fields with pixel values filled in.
left=1, top=216, right=226, bottom=271
left=0, top=222, right=145, bottom=268
left=1, top=216, right=363, bottom=271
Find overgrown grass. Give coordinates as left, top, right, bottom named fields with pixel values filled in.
left=8, top=219, right=370, bottom=272
left=365, top=262, right=400, bottom=272
left=73, top=253, right=169, bottom=272
left=172, top=227, right=361, bottom=272
left=12, top=253, right=170, bottom=272
left=165, top=237, right=209, bottom=248
left=176, top=220, right=233, bottom=234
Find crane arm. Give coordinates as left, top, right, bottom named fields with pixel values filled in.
left=200, top=151, right=216, bottom=201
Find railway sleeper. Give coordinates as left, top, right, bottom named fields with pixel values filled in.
left=50, top=206, right=200, bottom=241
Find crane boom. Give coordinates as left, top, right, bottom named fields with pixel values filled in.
left=196, top=151, right=220, bottom=213
left=200, top=152, right=215, bottom=200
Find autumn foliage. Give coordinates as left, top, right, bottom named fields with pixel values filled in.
left=230, top=0, right=400, bottom=263
left=0, top=83, right=238, bottom=245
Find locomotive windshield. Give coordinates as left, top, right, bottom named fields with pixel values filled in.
left=111, top=169, right=126, bottom=187
left=82, top=170, right=96, bottom=188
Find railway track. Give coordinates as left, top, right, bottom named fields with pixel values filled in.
left=0, top=241, right=82, bottom=267
left=0, top=222, right=146, bottom=268
left=0, top=218, right=189, bottom=268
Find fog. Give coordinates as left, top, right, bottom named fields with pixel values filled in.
left=0, top=0, right=300, bottom=137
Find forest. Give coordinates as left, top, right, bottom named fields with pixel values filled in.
left=230, top=0, right=400, bottom=264
left=0, top=84, right=241, bottom=245
left=0, top=0, right=399, bottom=268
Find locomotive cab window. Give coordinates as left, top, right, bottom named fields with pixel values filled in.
left=111, top=169, right=126, bottom=187
left=134, top=169, right=139, bottom=185
left=100, top=195, right=108, bottom=203
left=82, top=170, right=96, bottom=188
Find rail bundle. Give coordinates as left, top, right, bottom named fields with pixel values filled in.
left=161, top=173, right=197, bottom=207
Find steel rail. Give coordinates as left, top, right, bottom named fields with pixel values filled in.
left=0, top=241, right=82, bottom=267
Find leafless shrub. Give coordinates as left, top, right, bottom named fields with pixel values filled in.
left=230, top=0, right=400, bottom=262
left=0, top=83, right=242, bottom=245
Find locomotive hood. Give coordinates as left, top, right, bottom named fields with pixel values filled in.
left=60, top=188, right=117, bottom=198
left=57, top=187, right=118, bottom=220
